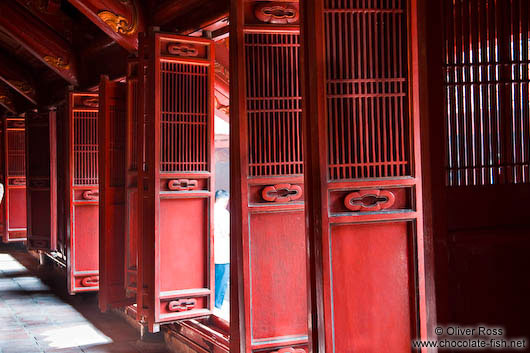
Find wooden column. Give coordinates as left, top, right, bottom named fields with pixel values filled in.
left=2, top=117, right=26, bottom=243
left=26, top=110, right=57, bottom=251
left=300, top=0, right=429, bottom=351
left=138, top=31, right=215, bottom=332
left=229, top=1, right=308, bottom=352
left=98, top=76, right=132, bottom=311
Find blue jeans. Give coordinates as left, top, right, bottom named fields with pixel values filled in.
left=215, top=263, right=229, bottom=308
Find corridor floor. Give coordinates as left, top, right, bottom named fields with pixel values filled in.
left=0, top=245, right=171, bottom=353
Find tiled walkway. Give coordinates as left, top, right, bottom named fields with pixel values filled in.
left=0, top=245, right=171, bottom=353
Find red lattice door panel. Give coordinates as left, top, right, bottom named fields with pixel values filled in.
left=26, top=111, right=57, bottom=251
left=301, top=0, right=428, bottom=351
left=138, top=32, right=215, bottom=332
left=99, top=77, right=133, bottom=311
left=230, top=1, right=308, bottom=352
left=125, top=59, right=140, bottom=300
left=66, top=92, right=100, bottom=294
left=2, top=117, right=27, bottom=243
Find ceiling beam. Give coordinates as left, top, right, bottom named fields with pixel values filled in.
left=67, top=0, right=144, bottom=52
left=0, top=1, right=78, bottom=85
left=0, top=52, right=38, bottom=105
left=159, top=0, right=229, bottom=35
left=153, top=0, right=196, bottom=26
left=13, top=0, right=74, bottom=42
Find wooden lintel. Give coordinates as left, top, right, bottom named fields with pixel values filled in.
left=0, top=1, right=78, bottom=85
left=67, top=0, right=144, bottom=53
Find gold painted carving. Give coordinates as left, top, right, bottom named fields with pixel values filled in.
left=10, top=80, right=34, bottom=96
left=43, top=55, right=70, bottom=70
left=0, top=95, right=12, bottom=106
left=97, top=1, right=138, bottom=36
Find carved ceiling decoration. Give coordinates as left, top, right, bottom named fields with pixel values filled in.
left=43, top=55, right=70, bottom=70
left=9, top=80, right=34, bottom=96
left=214, top=61, right=229, bottom=83
left=97, top=0, right=138, bottom=36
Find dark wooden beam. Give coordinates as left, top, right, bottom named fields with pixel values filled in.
left=0, top=52, right=38, bottom=105
left=67, top=0, right=144, bottom=52
left=13, top=0, right=74, bottom=42
left=0, top=1, right=78, bottom=85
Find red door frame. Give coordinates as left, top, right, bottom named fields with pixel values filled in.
left=300, top=0, right=433, bottom=351
left=66, top=91, right=100, bottom=294
left=229, top=1, right=308, bottom=352
left=138, top=31, right=215, bottom=332
left=26, top=110, right=57, bottom=251
left=99, top=76, right=133, bottom=311
left=2, top=117, right=26, bottom=243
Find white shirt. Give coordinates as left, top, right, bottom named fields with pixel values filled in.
left=214, top=202, right=230, bottom=264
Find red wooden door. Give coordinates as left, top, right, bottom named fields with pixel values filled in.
left=26, top=111, right=57, bottom=251
left=66, top=92, right=100, bottom=294
left=230, top=1, right=308, bottom=352
left=125, top=60, right=139, bottom=300
left=138, top=32, right=215, bottom=332
left=0, top=121, right=4, bottom=240
left=99, top=77, right=132, bottom=311
left=301, top=0, right=428, bottom=351
left=2, top=117, right=27, bottom=243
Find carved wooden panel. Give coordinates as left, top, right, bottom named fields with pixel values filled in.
left=138, top=32, right=214, bottom=332
left=98, top=77, right=133, bottom=311
left=26, top=111, right=57, bottom=251
left=302, top=0, right=428, bottom=351
left=231, top=1, right=308, bottom=352
left=2, top=117, right=26, bottom=243
left=66, top=92, right=100, bottom=294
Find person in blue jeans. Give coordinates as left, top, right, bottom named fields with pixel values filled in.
left=214, top=190, right=229, bottom=309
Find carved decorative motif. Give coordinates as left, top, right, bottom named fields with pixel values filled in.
left=168, top=179, right=198, bottom=191
left=81, top=276, right=99, bottom=287
left=9, top=80, right=35, bottom=96
left=215, top=61, right=229, bottom=83
left=215, top=96, right=229, bottom=115
left=344, top=189, right=396, bottom=212
left=82, top=190, right=99, bottom=201
left=0, top=95, right=13, bottom=107
left=43, top=55, right=70, bottom=70
left=168, top=298, right=197, bottom=312
left=10, top=178, right=26, bottom=186
left=254, top=3, right=299, bottom=24
left=262, top=183, right=302, bottom=203
left=167, top=43, right=199, bottom=57
left=271, top=348, right=306, bottom=353
left=83, top=97, right=99, bottom=108
left=97, top=6, right=138, bottom=36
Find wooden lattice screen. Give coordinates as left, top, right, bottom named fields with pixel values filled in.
left=245, top=32, right=303, bottom=177
left=73, top=111, right=99, bottom=186
left=325, top=0, right=410, bottom=180
left=444, top=0, right=530, bottom=186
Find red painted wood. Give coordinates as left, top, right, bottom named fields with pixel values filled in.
left=124, top=59, right=139, bottom=300
left=0, top=122, right=4, bottom=240
left=2, top=117, right=27, bottom=243
left=138, top=32, right=215, bottom=332
left=98, top=76, right=133, bottom=311
left=26, top=111, right=57, bottom=251
left=300, top=0, right=428, bottom=351
left=66, top=92, right=100, bottom=294
left=0, top=52, right=37, bottom=105
left=229, top=2, right=308, bottom=352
